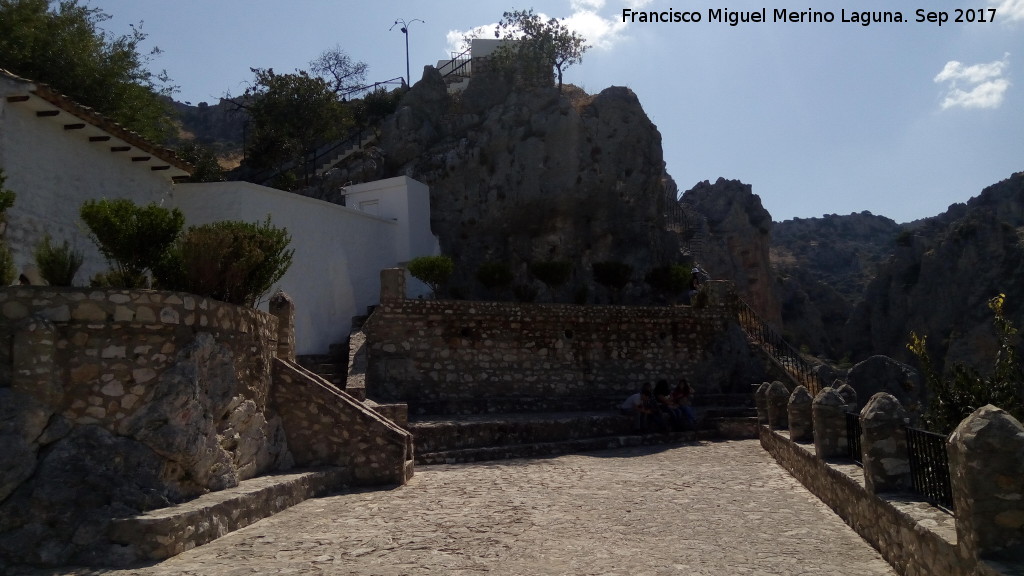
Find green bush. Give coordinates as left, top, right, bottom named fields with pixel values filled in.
left=79, top=199, right=184, bottom=288
left=908, top=293, right=1024, bottom=433
left=407, top=255, right=454, bottom=298
left=159, top=217, right=294, bottom=307
left=528, top=260, right=572, bottom=300
left=645, top=264, right=691, bottom=297
left=0, top=240, right=15, bottom=285
left=476, top=261, right=514, bottom=293
left=34, top=235, right=84, bottom=286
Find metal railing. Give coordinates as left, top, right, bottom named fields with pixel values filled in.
left=439, top=48, right=472, bottom=79
left=906, top=426, right=955, bottom=510
left=736, top=299, right=824, bottom=396
left=846, top=412, right=863, bottom=465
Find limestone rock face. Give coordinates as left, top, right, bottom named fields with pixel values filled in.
left=374, top=68, right=682, bottom=303
left=680, top=178, right=778, bottom=324
left=843, top=172, right=1024, bottom=373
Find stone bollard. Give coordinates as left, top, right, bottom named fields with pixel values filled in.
left=813, top=387, right=848, bottom=459
left=860, top=393, right=910, bottom=494
left=788, top=386, right=814, bottom=442
left=755, top=382, right=770, bottom=425
left=835, top=383, right=858, bottom=412
left=766, top=381, right=790, bottom=430
left=380, top=268, right=406, bottom=302
left=268, top=291, right=296, bottom=362
left=948, top=405, right=1024, bottom=561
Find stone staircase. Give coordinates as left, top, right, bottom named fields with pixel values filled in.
left=296, top=342, right=352, bottom=396
left=405, top=393, right=757, bottom=465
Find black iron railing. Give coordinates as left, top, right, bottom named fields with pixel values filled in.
left=736, top=299, right=824, bottom=396
left=845, top=412, right=863, bottom=465
left=906, top=426, right=955, bottom=510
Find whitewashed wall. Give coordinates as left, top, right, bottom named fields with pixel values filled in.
left=0, top=78, right=174, bottom=283
left=173, top=180, right=436, bottom=354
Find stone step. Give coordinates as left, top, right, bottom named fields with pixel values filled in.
left=108, top=468, right=349, bottom=562
left=408, top=410, right=711, bottom=454
left=404, top=393, right=755, bottom=417
left=416, top=431, right=701, bottom=465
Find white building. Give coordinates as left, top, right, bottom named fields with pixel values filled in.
left=0, top=68, right=436, bottom=354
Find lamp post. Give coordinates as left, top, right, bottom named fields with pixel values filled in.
left=390, top=18, right=424, bottom=86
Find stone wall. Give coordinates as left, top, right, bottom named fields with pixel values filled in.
left=760, top=388, right=1024, bottom=576
left=363, top=286, right=771, bottom=404
left=0, top=286, right=290, bottom=567
left=270, top=358, right=414, bottom=486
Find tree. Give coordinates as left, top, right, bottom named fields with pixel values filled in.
left=907, top=293, right=1024, bottom=433
left=407, top=255, right=454, bottom=298
left=243, top=67, right=352, bottom=184
left=79, top=198, right=184, bottom=288
left=0, top=0, right=176, bottom=142
left=310, top=46, right=368, bottom=95
left=494, top=8, right=589, bottom=90
left=175, top=142, right=225, bottom=183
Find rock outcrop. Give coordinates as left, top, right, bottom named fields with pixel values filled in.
left=679, top=178, right=778, bottom=325
left=367, top=67, right=684, bottom=303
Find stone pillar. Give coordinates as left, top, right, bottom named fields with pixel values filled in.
left=755, top=382, right=770, bottom=425
left=949, top=405, right=1024, bottom=561
left=860, top=393, right=910, bottom=494
left=813, top=387, right=847, bottom=459
left=380, top=268, right=406, bottom=302
left=766, top=381, right=790, bottom=430
left=788, top=386, right=813, bottom=442
left=835, top=383, right=858, bottom=412
left=268, top=291, right=295, bottom=362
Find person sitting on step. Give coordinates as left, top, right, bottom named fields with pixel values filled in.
left=670, top=378, right=697, bottom=430
left=619, top=382, right=665, bottom=433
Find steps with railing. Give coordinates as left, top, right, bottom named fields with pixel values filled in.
left=735, top=298, right=825, bottom=395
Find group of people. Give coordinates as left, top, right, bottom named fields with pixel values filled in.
left=618, top=378, right=697, bottom=433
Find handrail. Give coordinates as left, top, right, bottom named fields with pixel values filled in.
left=439, top=47, right=472, bottom=79
left=735, top=298, right=824, bottom=396
left=339, top=77, right=406, bottom=99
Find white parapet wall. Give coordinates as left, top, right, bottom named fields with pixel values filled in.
left=173, top=179, right=437, bottom=355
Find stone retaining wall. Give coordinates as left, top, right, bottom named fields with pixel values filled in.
left=363, top=287, right=769, bottom=403
left=0, top=287, right=289, bottom=567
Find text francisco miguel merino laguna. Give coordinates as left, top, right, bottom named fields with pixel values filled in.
left=621, top=7, right=997, bottom=26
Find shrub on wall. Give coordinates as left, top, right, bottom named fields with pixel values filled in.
left=528, top=260, right=572, bottom=301
left=34, top=235, right=84, bottom=286
left=158, top=217, right=294, bottom=307
left=645, top=264, right=691, bottom=302
left=476, top=261, right=514, bottom=296
left=407, top=255, right=454, bottom=298
left=80, top=199, right=184, bottom=288
left=593, top=260, right=633, bottom=302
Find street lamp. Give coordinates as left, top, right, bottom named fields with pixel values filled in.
left=390, top=18, right=424, bottom=86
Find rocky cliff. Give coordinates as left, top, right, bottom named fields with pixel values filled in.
left=843, top=172, right=1024, bottom=372
left=679, top=178, right=779, bottom=325
left=338, top=66, right=686, bottom=303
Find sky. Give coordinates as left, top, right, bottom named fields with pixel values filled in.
left=84, top=0, right=1024, bottom=224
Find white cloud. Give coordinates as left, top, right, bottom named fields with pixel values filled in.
left=445, top=1, right=637, bottom=55
left=934, top=54, right=1011, bottom=109
left=990, top=0, right=1024, bottom=22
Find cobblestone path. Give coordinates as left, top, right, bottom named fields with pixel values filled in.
left=50, top=439, right=895, bottom=575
